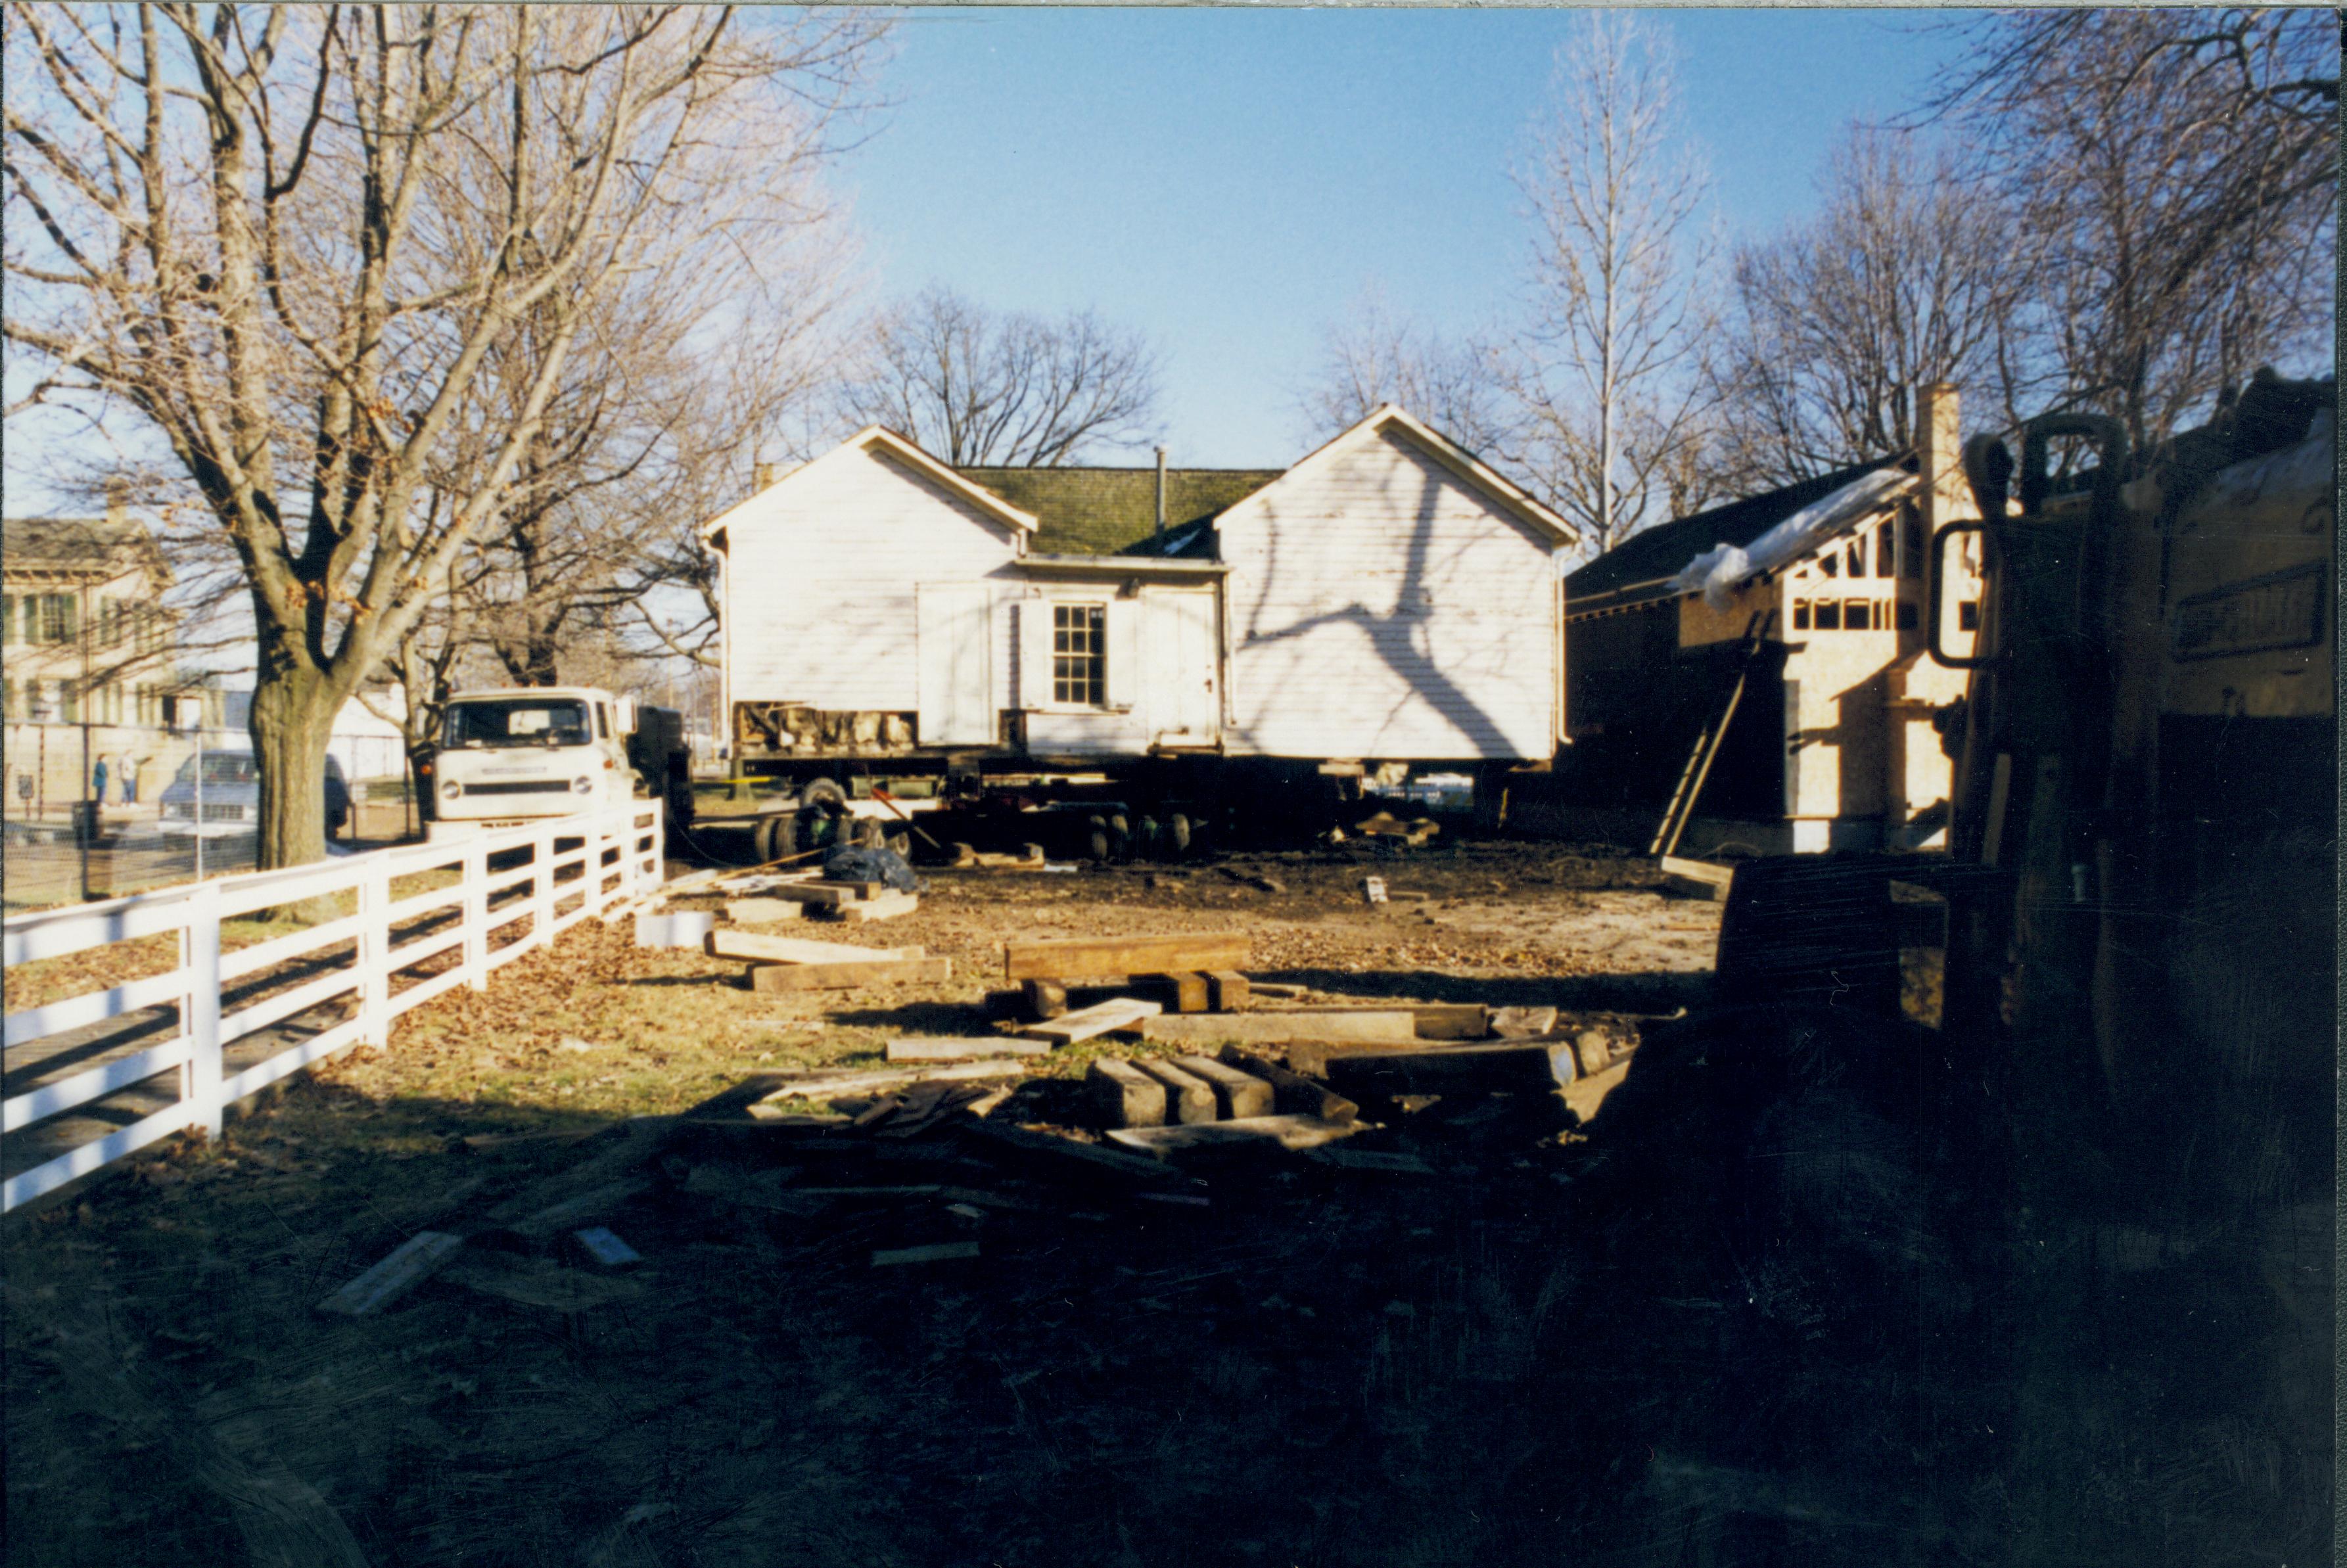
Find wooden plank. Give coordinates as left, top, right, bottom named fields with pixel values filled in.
left=1136, top=1011, right=1420, bottom=1048
left=1306, top=1147, right=1436, bottom=1175
left=1107, top=1115, right=1359, bottom=1161
left=1204, top=971, right=1251, bottom=1011
left=440, top=1253, right=647, bottom=1312
left=1564, top=1057, right=1633, bottom=1124
left=507, top=1176, right=652, bottom=1239
left=871, top=1241, right=980, bottom=1266
left=1216, top=1046, right=1359, bottom=1124
left=726, top=898, right=806, bottom=925
left=707, top=929, right=921, bottom=964
left=1173, top=1055, right=1275, bottom=1119
left=1018, top=997, right=1163, bottom=1045
left=885, top=1036, right=1052, bottom=1063
left=1491, top=1005, right=1560, bottom=1040
left=1004, top=931, right=1249, bottom=982
left=483, top=1124, right=676, bottom=1226
left=1133, top=1058, right=1217, bottom=1124
left=1088, top=1058, right=1169, bottom=1128
left=749, top=956, right=950, bottom=993
left=316, top=1231, right=465, bottom=1317
left=1262, top=1002, right=1489, bottom=1038
left=1324, top=1043, right=1577, bottom=1101
left=1660, top=855, right=1736, bottom=901
left=787, top=879, right=885, bottom=904
left=1021, top=978, right=1069, bottom=1021
left=816, top=890, right=918, bottom=923
left=964, top=1120, right=1194, bottom=1183
left=1144, top=971, right=1211, bottom=1013
left=571, top=1227, right=642, bottom=1267
left=755, top=1059, right=1027, bottom=1103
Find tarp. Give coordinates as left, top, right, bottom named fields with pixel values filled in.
left=1667, top=469, right=1918, bottom=610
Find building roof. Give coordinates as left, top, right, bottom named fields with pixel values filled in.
left=2, top=514, right=174, bottom=586
left=1215, top=405, right=1580, bottom=549
left=955, top=467, right=1282, bottom=557
left=1565, top=457, right=1900, bottom=604
left=699, top=426, right=1040, bottom=544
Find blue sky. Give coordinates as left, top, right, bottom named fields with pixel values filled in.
left=838, top=7, right=1972, bottom=467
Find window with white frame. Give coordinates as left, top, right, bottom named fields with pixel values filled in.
left=1052, top=603, right=1107, bottom=706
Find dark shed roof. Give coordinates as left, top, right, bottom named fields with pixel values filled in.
left=1565, top=458, right=1899, bottom=602
left=956, top=467, right=1281, bottom=558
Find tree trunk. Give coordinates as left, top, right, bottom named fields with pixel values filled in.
left=248, top=662, right=342, bottom=874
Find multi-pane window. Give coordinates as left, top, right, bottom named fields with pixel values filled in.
left=1792, top=600, right=1811, bottom=631
left=1814, top=600, right=1843, bottom=630
left=38, top=593, right=76, bottom=644
left=1052, top=603, right=1106, bottom=706
left=1, top=595, right=14, bottom=645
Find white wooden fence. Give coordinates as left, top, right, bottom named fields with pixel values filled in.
left=2, top=803, right=663, bottom=1213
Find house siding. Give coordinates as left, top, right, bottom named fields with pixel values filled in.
left=724, top=446, right=1025, bottom=718
left=1218, top=428, right=1560, bottom=760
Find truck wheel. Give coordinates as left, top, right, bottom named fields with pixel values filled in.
left=1107, top=812, right=1132, bottom=862
left=1087, top=814, right=1110, bottom=862
left=753, top=816, right=785, bottom=863
left=885, top=831, right=911, bottom=858
left=1168, top=812, right=1192, bottom=858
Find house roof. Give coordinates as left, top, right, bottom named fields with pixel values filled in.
left=1565, top=457, right=1901, bottom=604
left=2, top=514, right=174, bottom=586
left=1215, top=405, right=1581, bottom=549
left=700, top=426, right=1040, bottom=543
left=955, top=467, right=1282, bottom=557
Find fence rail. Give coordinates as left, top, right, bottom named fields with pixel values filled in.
left=1, top=802, right=663, bottom=1212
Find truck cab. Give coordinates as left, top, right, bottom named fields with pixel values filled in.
left=425, top=687, right=680, bottom=836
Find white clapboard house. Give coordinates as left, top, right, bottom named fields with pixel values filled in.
left=700, top=405, right=1577, bottom=780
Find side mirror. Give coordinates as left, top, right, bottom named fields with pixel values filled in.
left=614, top=697, right=637, bottom=737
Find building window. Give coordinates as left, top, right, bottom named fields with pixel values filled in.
left=39, top=593, right=77, bottom=644
left=1814, top=600, right=1843, bottom=630
left=1818, top=551, right=1840, bottom=578
left=1792, top=599, right=1811, bottom=631
left=58, top=680, right=79, bottom=724
left=1052, top=603, right=1106, bottom=705
left=1, top=595, right=14, bottom=645
left=1874, top=522, right=1895, bottom=578
left=1895, top=600, right=1919, bottom=631
left=1958, top=600, right=1980, bottom=632
left=1846, top=537, right=1866, bottom=576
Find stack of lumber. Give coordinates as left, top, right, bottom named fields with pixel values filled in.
left=725, top=878, right=917, bottom=925
left=705, top=929, right=948, bottom=992
left=1086, top=1046, right=1359, bottom=1163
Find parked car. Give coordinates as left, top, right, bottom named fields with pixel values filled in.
left=159, top=751, right=350, bottom=839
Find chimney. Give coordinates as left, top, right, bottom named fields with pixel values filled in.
left=104, top=478, right=129, bottom=526
left=1154, top=446, right=1168, bottom=540
left=753, top=461, right=781, bottom=493
left=1917, top=382, right=1961, bottom=534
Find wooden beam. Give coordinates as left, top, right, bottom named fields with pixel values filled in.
left=1004, top=931, right=1249, bottom=982
left=748, top=956, right=950, bottom=992
left=315, top=1231, right=465, bottom=1317
left=726, top=898, right=805, bottom=925
left=1143, top=971, right=1212, bottom=1013
left=1021, top=978, right=1069, bottom=1021
left=885, top=1036, right=1052, bottom=1063
left=1136, top=1011, right=1420, bottom=1048
left=1088, top=1058, right=1169, bottom=1128
left=1322, top=1043, right=1577, bottom=1101
left=1106, top=1115, right=1359, bottom=1161
left=1133, top=1057, right=1217, bottom=1124
left=1203, top=971, right=1251, bottom=1011
left=1017, top=997, right=1163, bottom=1045
left=753, top=1059, right=1027, bottom=1104
left=1215, top=1046, right=1359, bottom=1124
left=1173, top=1055, right=1274, bottom=1118
left=707, top=930, right=922, bottom=965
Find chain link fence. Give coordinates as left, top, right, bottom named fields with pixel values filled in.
left=2, top=719, right=419, bottom=912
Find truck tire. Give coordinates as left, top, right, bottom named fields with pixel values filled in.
left=753, top=816, right=786, bottom=864
left=1168, top=812, right=1192, bottom=858
left=1107, top=812, right=1131, bottom=862
left=1086, top=814, right=1110, bottom=863
left=793, top=777, right=848, bottom=855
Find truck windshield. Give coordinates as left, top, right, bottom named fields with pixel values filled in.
left=441, top=699, right=592, bottom=749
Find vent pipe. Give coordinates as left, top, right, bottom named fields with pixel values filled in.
left=1154, top=446, right=1168, bottom=540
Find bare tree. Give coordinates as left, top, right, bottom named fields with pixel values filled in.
left=1933, top=9, right=2335, bottom=456
left=835, top=287, right=1162, bottom=466
left=1504, top=12, right=1715, bottom=556
left=3, top=5, right=881, bottom=869
left=1706, top=129, right=2026, bottom=490
left=1295, top=285, right=1514, bottom=457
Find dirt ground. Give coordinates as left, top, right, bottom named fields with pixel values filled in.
left=2, top=837, right=2326, bottom=1567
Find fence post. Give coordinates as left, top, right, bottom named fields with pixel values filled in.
left=358, top=855, right=392, bottom=1048
left=533, top=820, right=557, bottom=952
left=587, top=809, right=611, bottom=919
left=463, top=837, right=489, bottom=988
left=183, top=881, right=223, bottom=1140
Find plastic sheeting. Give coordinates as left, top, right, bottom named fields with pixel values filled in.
left=1667, top=469, right=1917, bottom=610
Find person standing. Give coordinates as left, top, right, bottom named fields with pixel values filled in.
left=122, top=758, right=140, bottom=804
left=91, top=755, right=109, bottom=806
